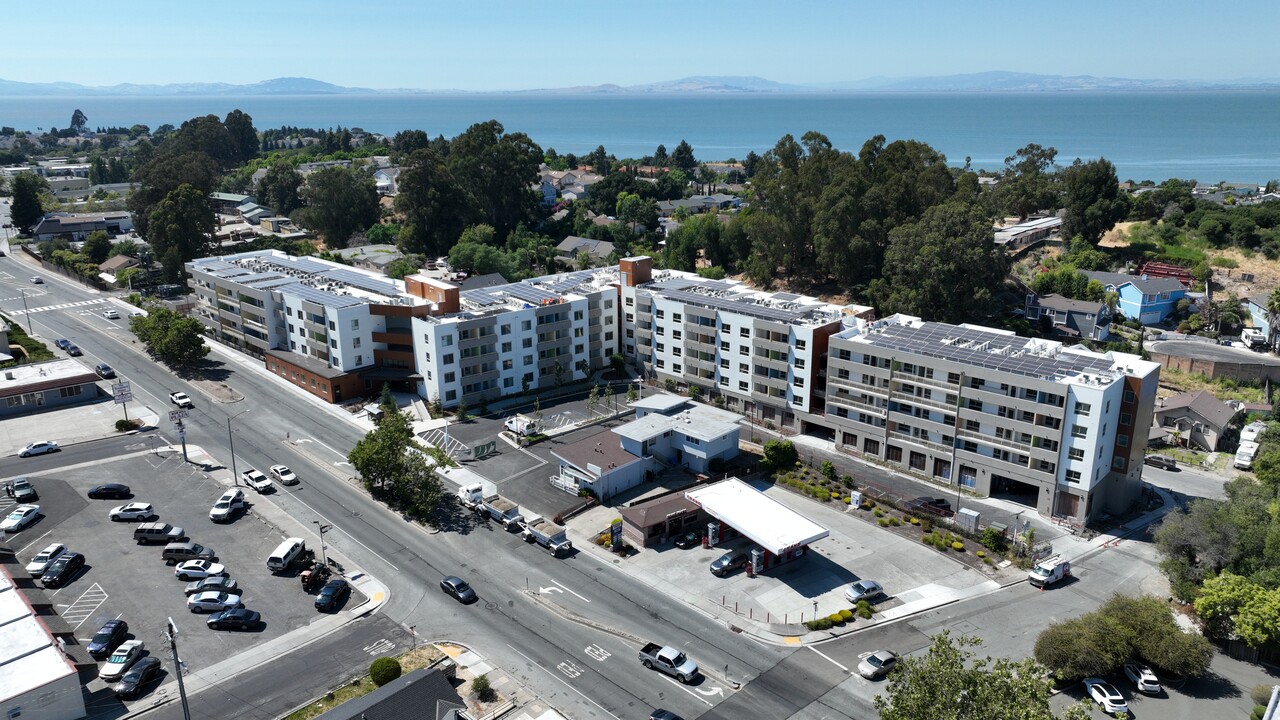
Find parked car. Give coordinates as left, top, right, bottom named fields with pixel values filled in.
left=113, top=656, right=162, bottom=699
left=209, top=488, right=247, bottom=522
left=240, top=469, right=274, bottom=493
left=18, top=440, right=58, bottom=457
left=99, top=640, right=145, bottom=682
left=67, top=344, right=82, bottom=357
left=128, top=310, right=145, bottom=318
left=1123, top=662, right=1161, bottom=694
left=1, top=504, right=40, bottom=532
left=207, top=608, right=261, bottom=631
left=174, top=560, right=226, bottom=581
left=87, top=619, right=130, bottom=659
left=184, top=576, right=238, bottom=596
left=25, top=542, right=66, bottom=576
left=857, top=650, right=899, bottom=680
left=905, top=497, right=954, bottom=517
left=161, top=542, right=214, bottom=565
left=1143, top=455, right=1177, bottom=470
left=168, top=391, right=193, bottom=408
left=88, top=483, right=131, bottom=499
left=649, top=711, right=685, bottom=720
left=441, top=576, right=477, bottom=603
left=1084, top=678, right=1129, bottom=716
left=110, top=503, right=157, bottom=521
left=844, top=580, right=885, bottom=604
left=9, top=477, right=36, bottom=501
left=102, top=309, right=120, bottom=320
left=54, top=338, right=71, bottom=350
left=95, top=363, right=116, bottom=379
left=315, top=578, right=350, bottom=612
left=187, top=591, right=242, bottom=613
left=710, top=549, right=750, bottom=577
left=269, top=464, right=299, bottom=485
left=673, top=531, right=702, bottom=549
left=41, top=551, right=84, bottom=588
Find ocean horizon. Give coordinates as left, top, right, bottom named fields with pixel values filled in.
left=3, top=91, right=1278, bottom=183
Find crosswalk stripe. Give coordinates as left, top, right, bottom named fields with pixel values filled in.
left=8, top=299, right=108, bottom=315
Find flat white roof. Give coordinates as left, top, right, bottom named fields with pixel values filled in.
left=630, top=392, right=688, bottom=413
left=0, top=359, right=95, bottom=392
left=686, top=478, right=829, bottom=556
left=613, top=403, right=742, bottom=443
left=0, top=573, right=77, bottom=703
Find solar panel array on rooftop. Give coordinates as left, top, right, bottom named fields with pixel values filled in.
left=864, top=322, right=1117, bottom=381
left=285, top=282, right=364, bottom=308
left=502, top=283, right=561, bottom=305
left=319, top=268, right=401, bottom=297
left=656, top=287, right=812, bottom=324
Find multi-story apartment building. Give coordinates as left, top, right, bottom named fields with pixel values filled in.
left=617, top=257, right=875, bottom=434
left=825, top=315, right=1160, bottom=519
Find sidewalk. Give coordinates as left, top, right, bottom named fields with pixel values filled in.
left=122, top=443, right=389, bottom=718
left=0, top=398, right=160, bottom=457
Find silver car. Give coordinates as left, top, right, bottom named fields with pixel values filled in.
left=857, top=650, right=899, bottom=679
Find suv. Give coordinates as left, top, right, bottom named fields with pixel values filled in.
left=209, top=489, right=247, bottom=522
left=161, top=542, right=214, bottom=565
left=10, top=477, right=37, bottom=502
left=95, top=363, right=116, bottom=379
left=710, top=549, right=750, bottom=577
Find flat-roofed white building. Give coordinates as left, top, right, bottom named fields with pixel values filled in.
left=0, top=567, right=85, bottom=720
left=687, top=478, right=829, bottom=571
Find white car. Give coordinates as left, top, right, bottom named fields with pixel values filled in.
left=1, top=504, right=40, bottom=532
left=102, top=309, right=120, bottom=320
left=269, top=465, right=298, bottom=485
left=240, top=469, right=274, bottom=493
left=128, top=310, right=145, bottom=318
left=168, top=392, right=193, bottom=408
left=1084, top=678, right=1130, bottom=716
left=30, top=276, right=43, bottom=284
left=209, top=488, right=247, bottom=522
left=18, top=440, right=59, bottom=457
left=187, top=591, right=242, bottom=613
left=109, top=503, right=156, bottom=521
left=844, top=579, right=885, bottom=604
left=174, top=560, right=226, bottom=581
left=99, top=640, right=145, bottom=682
left=25, top=542, right=66, bottom=576
left=1123, top=661, right=1161, bottom=694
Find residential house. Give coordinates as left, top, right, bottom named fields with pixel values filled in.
left=556, top=236, right=615, bottom=267
left=1024, top=294, right=1111, bottom=341
left=209, top=192, right=255, bottom=213
left=994, top=216, right=1064, bottom=248
left=330, top=245, right=406, bottom=275
left=1082, top=271, right=1187, bottom=325
left=1153, top=389, right=1241, bottom=451
left=373, top=167, right=400, bottom=196
left=98, top=254, right=141, bottom=286
left=1245, top=294, right=1272, bottom=339
left=311, top=668, right=464, bottom=720
left=615, top=393, right=742, bottom=474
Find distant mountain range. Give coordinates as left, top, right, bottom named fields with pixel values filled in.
left=2, top=72, right=1278, bottom=97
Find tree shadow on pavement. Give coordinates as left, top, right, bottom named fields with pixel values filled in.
left=428, top=503, right=484, bottom=535
left=1172, top=669, right=1243, bottom=700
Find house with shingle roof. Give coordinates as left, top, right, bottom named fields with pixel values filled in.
left=312, top=667, right=464, bottom=720
left=1152, top=390, right=1241, bottom=451
left=1082, top=270, right=1187, bottom=325
left=1024, top=293, right=1111, bottom=341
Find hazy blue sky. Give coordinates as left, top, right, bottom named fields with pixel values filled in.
left=7, top=1, right=1277, bottom=89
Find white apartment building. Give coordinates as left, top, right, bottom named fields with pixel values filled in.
left=825, top=315, right=1161, bottom=520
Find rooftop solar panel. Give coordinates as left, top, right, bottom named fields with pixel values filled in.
left=319, top=268, right=401, bottom=297
left=503, top=283, right=560, bottom=304
left=285, top=282, right=364, bottom=308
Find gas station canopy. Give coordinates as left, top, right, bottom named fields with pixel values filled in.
left=686, top=478, right=829, bottom=556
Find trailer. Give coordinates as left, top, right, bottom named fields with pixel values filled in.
left=520, top=513, right=573, bottom=556
left=1235, top=441, right=1261, bottom=470
left=458, top=481, right=524, bottom=529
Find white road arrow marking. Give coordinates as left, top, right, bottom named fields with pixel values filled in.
left=539, top=586, right=564, bottom=595
left=696, top=686, right=725, bottom=697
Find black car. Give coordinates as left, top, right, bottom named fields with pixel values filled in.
left=207, top=608, right=261, bottom=631
left=673, top=531, right=703, bottom=549
left=88, top=483, right=132, bottom=499
left=87, top=619, right=129, bottom=659
left=441, top=576, right=477, bottom=603
left=315, top=578, right=350, bottom=611
left=905, top=497, right=954, bottom=517
left=94, top=363, right=116, bottom=379
left=55, top=338, right=71, bottom=350
left=41, top=552, right=84, bottom=588
left=650, top=711, right=685, bottom=720
left=67, top=345, right=83, bottom=357
left=113, top=656, right=162, bottom=699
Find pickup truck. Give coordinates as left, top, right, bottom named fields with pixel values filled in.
left=240, top=469, right=275, bottom=493
left=520, top=513, right=573, bottom=556
left=169, top=392, right=193, bottom=408
left=638, top=642, right=699, bottom=683
left=1028, top=555, right=1071, bottom=587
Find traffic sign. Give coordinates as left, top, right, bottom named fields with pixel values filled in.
left=169, top=409, right=189, bottom=423
left=111, top=381, right=133, bottom=404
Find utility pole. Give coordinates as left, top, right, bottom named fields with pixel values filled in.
left=165, top=618, right=192, bottom=720
left=19, top=288, right=32, bottom=335
left=313, top=521, right=330, bottom=568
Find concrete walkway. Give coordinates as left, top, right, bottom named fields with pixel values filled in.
left=1, top=398, right=160, bottom=456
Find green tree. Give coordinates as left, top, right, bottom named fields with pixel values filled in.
left=448, top=120, right=543, bottom=239
left=1194, top=572, right=1270, bottom=644
left=1034, top=615, right=1129, bottom=681
left=129, top=305, right=209, bottom=367
left=127, top=151, right=220, bottom=238
left=1061, top=157, right=1128, bottom=245
left=164, top=114, right=235, bottom=167
left=255, top=161, right=304, bottom=216
left=391, top=129, right=431, bottom=159
left=147, top=183, right=215, bottom=279
left=9, top=172, right=48, bottom=234
left=347, top=408, right=445, bottom=517
left=222, top=109, right=258, bottom=165
left=370, top=657, right=402, bottom=687
left=670, top=140, right=697, bottom=173
left=82, top=230, right=112, bottom=263
left=761, top=439, right=798, bottom=470
left=870, top=201, right=1009, bottom=324
left=395, top=148, right=475, bottom=257
left=294, top=166, right=379, bottom=248
left=995, top=143, right=1059, bottom=221
left=616, top=191, right=658, bottom=232
left=877, top=632, right=1090, bottom=720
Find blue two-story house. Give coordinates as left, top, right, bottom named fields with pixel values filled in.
left=1246, top=294, right=1271, bottom=338
left=1083, top=271, right=1187, bottom=325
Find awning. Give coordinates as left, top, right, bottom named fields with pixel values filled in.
left=686, top=478, right=829, bottom=556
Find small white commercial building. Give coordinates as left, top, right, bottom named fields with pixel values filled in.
left=686, top=478, right=829, bottom=572
left=0, top=567, right=86, bottom=720
left=615, top=393, right=742, bottom=474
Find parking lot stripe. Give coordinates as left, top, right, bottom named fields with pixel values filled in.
left=61, top=583, right=109, bottom=630
left=15, top=527, right=53, bottom=556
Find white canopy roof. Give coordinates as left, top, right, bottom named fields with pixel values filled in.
left=686, top=478, right=829, bottom=556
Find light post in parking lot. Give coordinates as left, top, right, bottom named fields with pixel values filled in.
left=314, top=521, right=331, bottom=568
left=164, top=618, right=192, bottom=720
left=227, top=408, right=251, bottom=485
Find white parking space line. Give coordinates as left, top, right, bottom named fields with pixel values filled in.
left=15, top=528, right=53, bottom=556
left=809, top=646, right=851, bottom=673
left=61, top=583, right=108, bottom=630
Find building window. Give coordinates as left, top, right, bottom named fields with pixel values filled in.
left=443, top=353, right=454, bottom=364
left=524, top=355, right=533, bottom=365
left=1123, top=389, right=1136, bottom=403
left=739, top=381, right=749, bottom=391
left=522, top=320, right=532, bottom=331
left=445, top=390, right=457, bottom=401
left=442, top=335, right=454, bottom=346
left=657, top=343, right=665, bottom=352
left=523, top=338, right=533, bottom=349
left=739, top=363, right=748, bottom=373
left=672, top=363, right=682, bottom=373
left=1071, top=424, right=1087, bottom=438
left=656, top=359, right=665, bottom=369
left=1120, top=412, right=1132, bottom=426
left=504, top=377, right=514, bottom=388
left=1069, top=447, right=1085, bottom=461
left=655, top=309, right=665, bottom=319
left=1074, top=403, right=1091, bottom=416
left=795, top=339, right=806, bottom=351
left=1066, top=470, right=1082, bottom=483
left=503, top=359, right=513, bottom=370
left=1117, top=434, right=1129, bottom=447
left=355, top=355, right=363, bottom=366
left=352, top=337, right=361, bottom=348
left=795, top=358, right=805, bottom=369
left=794, top=377, right=804, bottom=388
left=740, top=328, right=749, bottom=338
left=575, top=344, right=584, bottom=354
left=739, top=345, right=749, bottom=356
left=329, top=320, right=336, bottom=330
left=1112, top=456, right=1126, bottom=469
left=720, top=376, right=728, bottom=386
left=351, top=319, right=359, bottom=330
left=501, top=324, right=511, bottom=335
left=720, top=358, right=730, bottom=368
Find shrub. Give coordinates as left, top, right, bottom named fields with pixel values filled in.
left=909, top=517, right=920, bottom=525
left=1252, top=685, right=1275, bottom=707
left=976, top=550, right=986, bottom=558
left=843, top=496, right=852, bottom=504
left=762, top=439, right=798, bottom=470
left=472, top=673, right=495, bottom=702
left=921, top=519, right=933, bottom=533
left=805, top=616, right=834, bottom=630
left=841, top=474, right=855, bottom=488
left=829, top=613, right=844, bottom=624
left=1254, top=705, right=1268, bottom=720
left=980, top=527, right=1009, bottom=554
left=856, top=600, right=873, bottom=619
left=370, top=657, right=402, bottom=687
left=873, top=508, right=884, bottom=517
left=115, top=419, right=140, bottom=432
left=816, top=488, right=830, bottom=502
left=878, top=518, right=889, bottom=527
left=889, top=517, right=901, bottom=526
left=952, top=541, right=964, bottom=551
left=839, top=608, right=854, bottom=621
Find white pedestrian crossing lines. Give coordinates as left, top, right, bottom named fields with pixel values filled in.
left=363, top=638, right=396, bottom=656
left=60, top=583, right=108, bottom=630
left=8, top=299, right=107, bottom=315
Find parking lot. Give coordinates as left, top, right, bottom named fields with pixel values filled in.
left=3, top=449, right=361, bottom=706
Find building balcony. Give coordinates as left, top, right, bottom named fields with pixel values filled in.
left=956, top=428, right=1029, bottom=452
left=372, top=329, right=412, bottom=344
left=828, top=375, right=890, bottom=397
left=888, top=430, right=953, bottom=454
left=827, top=393, right=887, bottom=416
left=891, top=391, right=956, bottom=413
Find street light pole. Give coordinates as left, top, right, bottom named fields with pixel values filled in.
left=226, top=408, right=250, bottom=484
left=313, top=521, right=330, bottom=568
left=19, top=289, right=32, bottom=336
left=165, top=618, right=193, bottom=720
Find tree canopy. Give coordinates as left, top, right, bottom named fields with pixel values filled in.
left=147, top=183, right=215, bottom=279
left=1061, top=157, right=1128, bottom=244
left=347, top=408, right=444, bottom=519
left=395, top=148, right=474, bottom=257
left=9, top=172, right=47, bottom=234
left=129, top=305, right=209, bottom=368
left=447, top=120, right=543, bottom=239
left=294, top=166, right=380, bottom=248
left=255, top=161, right=304, bottom=216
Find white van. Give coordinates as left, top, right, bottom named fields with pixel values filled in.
left=267, top=537, right=307, bottom=573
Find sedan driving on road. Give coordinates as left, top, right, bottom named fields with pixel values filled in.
left=269, top=464, right=299, bottom=485
left=95, top=363, right=116, bottom=378
left=54, top=338, right=70, bottom=350
left=174, top=560, right=226, bottom=581
left=110, top=503, right=157, bottom=522
left=857, top=650, right=899, bottom=680
left=67, top=344, right=82, bottom=356
left=102, top=309, right=120, bottom=320
left=1, top=504, right=40, bottom=532
left=441, top=576, right=477, bottom=603
left=1084, top=678, right=1129, bottom=715
left=88, top=483, right=131, bottom=499
left=30, top=276, right=43, bottom=284
left=18, top=440, right=58, bottom=457
left=187, top=591, right=242, bottom=613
